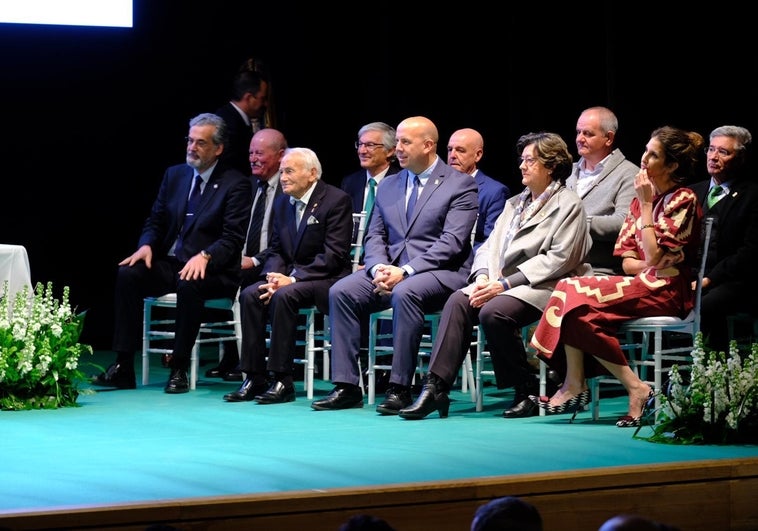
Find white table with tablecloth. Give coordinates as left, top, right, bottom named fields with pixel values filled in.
left=0, top=244, right=32, bottom=302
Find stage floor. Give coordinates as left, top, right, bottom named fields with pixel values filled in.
left=2, top=349, right=757, bottom=517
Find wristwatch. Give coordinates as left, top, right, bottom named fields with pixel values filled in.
left=200, top=250, right=212, bottom=261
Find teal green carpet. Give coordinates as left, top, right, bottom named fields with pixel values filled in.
left=1, top=351, right=756, bottom=513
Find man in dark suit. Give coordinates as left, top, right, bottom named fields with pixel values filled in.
left=340, top=121, right=400, bottom=226
left=214, top=69, right=270, bottom=176
left=446, top=127, right=509, bottom=251
left=691, top=125, right=758, bottom=352
left=95, top=113, right=252, bottom=392
left=312, top=116, right=478, bottom=413
left=223, top=147, right=354, bottom=403
left=205, top=127, right=288, bottom=381
left=340, top=121, right=401, bottom=379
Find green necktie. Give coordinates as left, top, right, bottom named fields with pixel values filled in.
left=707, top=185, right=723, bottom=209
left=364, top=178, right=377, bottom=221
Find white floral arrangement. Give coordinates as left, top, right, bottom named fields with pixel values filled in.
left=636, top=333, right=758, bottom=444
left=0, top=281, right=93, bottom=410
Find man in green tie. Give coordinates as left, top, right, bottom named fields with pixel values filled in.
left=691, top=125, right=757, bottom=352
left=706, top=184, right=723, bottom=209
left=340, top=122, right=401, bottom=263
left=338, top=122, right=401, bottom=381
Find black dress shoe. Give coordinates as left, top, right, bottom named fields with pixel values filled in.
left=205, top=361, right=241, bottom=378
left=254, top=380, right=296, bottom=404
left=503, top=398, right=539, bottom=418
left=93, top=363, right=136, bottom=389
left=204, top=365, right=226, bottom=378
left=164, top=369, right=189, bottom=394
left=376, top=385, right=412, bottom=415
left=311, top=385, right=363, bottom=410
left=223, top=378, right=268, bottom=402
left=222, top=368, right=244, bottom=382
left=503, top=379, right=540, bottom=418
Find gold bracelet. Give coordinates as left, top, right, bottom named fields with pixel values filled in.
left=641, top=224, right=655, bottom=230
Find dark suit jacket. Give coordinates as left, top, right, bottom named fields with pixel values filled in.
left=340, top=162, right=402, bottom=214
left=364, top=160, right=479, bottom=287
left=474, top=170, right=510, bottom=251
left=240, top=179, right=354, bottom=373
left=340, top=163, right=401, bottom=251
left=691, top=178, right=758, bottom=290
left=240, top=175, right=285, bottom=288
left=264, top=179, right=354, bottom=287
left=214, top=102, right=253, bottom=177
left=138, top=161, right=252, bottom=289
left=246, top=176, right=285, bottom=261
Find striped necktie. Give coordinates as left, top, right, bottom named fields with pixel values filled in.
left=245, top=180, right=268, bottom=256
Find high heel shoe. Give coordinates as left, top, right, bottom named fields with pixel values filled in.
left=529, top=389, right=590, bottom=422
left=398, top=374, right=450, bottom=420
left=616, top=389, right=655, bottom=428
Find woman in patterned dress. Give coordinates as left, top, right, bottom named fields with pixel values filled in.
left=529, top=126, right=704, bottom=427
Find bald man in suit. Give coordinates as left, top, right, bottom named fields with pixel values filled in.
left=446, top=127, right=509, bottom=252
left=313, top=116, right=478, bottom=413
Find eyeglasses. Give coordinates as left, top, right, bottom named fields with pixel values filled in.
left=355, top=141, right=385, bottom=151
left=518, top=156, right=539, bottom=167
left=186, top=136, right=212, bottom=148
left=705, top=146, right=733, bottom=157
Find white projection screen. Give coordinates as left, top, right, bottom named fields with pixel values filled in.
left=0, top=0, right=132, bottom=28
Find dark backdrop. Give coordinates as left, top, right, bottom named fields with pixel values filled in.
left=1, top=3, right=755, bottom=349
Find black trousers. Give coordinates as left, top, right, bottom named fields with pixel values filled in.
left=112, top=258, right=236, bottom=370
left=427, top=290, right=542, bottom=389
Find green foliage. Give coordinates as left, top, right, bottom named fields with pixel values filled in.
left=635, top=333, right=758, bottom=444
left=0, top=281, right=94, bottom=410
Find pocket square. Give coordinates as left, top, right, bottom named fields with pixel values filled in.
left=306, top=215, right=319, bottom=225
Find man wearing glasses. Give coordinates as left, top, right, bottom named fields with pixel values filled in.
left=691, top=125, right=757, bottom=352
left=95, top=113, right=251, bottom=393
left=340, top=122, right=401, bottom=230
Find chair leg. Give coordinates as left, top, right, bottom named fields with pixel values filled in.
left=190, top=341, right=199, bottom=391
left=653, top=330, right=663, bottom=415
left=474, top=325, right=486, bottom=412
left=357, top=357, right=365, bottom=396
left=367, top=314, right=379, bottom=405
left=590, top=377, right=600, bottom=421
left=142, top=301, right=152, bottom=386
left=538, top=361, right=547, bottom=417
left=304, top=309, right=316, bottom=400
left=322, top=320, right=331, bottom=381
left=463, top=352, right=476, bottom=401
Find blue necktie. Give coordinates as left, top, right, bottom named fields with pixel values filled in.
left=292, top=198, right=306, bottom=229
left=406, top=175, right=420, bottom=223
left=175, top=175, right=203, bottom=261
left=186, top=175, right=203, bottom=217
